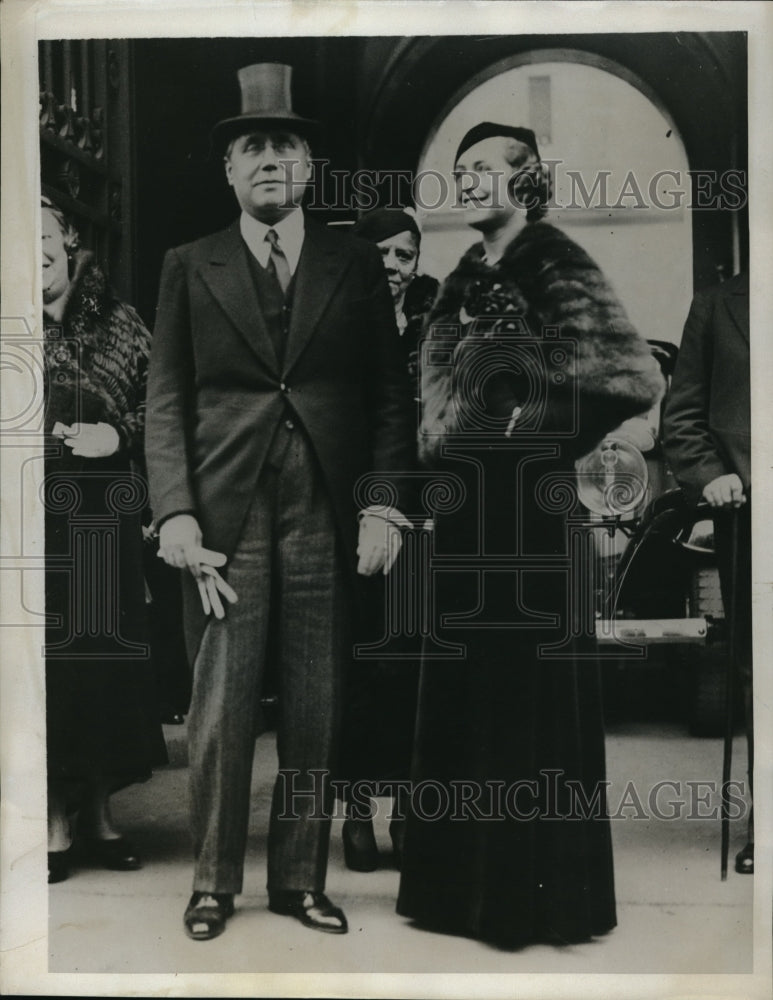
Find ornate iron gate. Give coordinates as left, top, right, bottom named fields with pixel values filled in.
left=39, top=39, right=136, bottom=302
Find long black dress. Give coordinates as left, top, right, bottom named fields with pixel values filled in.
left=44, top=253, right=166, bottom=795
left=396, top=221, right=664, bottom=947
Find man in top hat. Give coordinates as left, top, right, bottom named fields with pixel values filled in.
left=145, top=63, right=414, bottom=939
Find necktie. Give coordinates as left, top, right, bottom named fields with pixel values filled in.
left=265, top=228, right=291, bottom=294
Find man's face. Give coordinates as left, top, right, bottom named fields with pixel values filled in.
left=453, top=136, right=517, bottom=232
left=378, top=230, right=419, bottom=304
left=225, top=130, right=312, bottom=222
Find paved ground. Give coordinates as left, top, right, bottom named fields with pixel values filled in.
left=49, top=720, right=753, bottom=976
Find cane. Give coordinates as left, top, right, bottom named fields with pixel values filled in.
left=720, top=504, right=740, bottom=880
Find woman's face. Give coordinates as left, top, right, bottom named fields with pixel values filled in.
left=378, top=230, right=419, bottom=304
left=454, top=136, right=518, bottom=232
left=41, top=208, right=71, bottom=306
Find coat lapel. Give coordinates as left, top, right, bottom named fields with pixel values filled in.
left=197, top=222, right=279, bottom=372
left=284, top=219, right=351, bottom=375
left=722, top=275, right=749, bottom=345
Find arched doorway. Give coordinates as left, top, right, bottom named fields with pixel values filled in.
left=416, top=52, right=693, bottom=345
left=360, top=32, right=746, bottom=292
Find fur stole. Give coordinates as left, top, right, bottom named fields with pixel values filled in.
left=404, top=273, right=440, bottom=322
left=419, top=221, right=665, bottom=464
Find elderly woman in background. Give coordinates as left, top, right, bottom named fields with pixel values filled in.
left=351, top=208, right=439, bottom=388
left=396, top=124, right=664, bottom=946
left=337, top=209, right=439, bottom=871
left=42, top=196, right=166, bottom=884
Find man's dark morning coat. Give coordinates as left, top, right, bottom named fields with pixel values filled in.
left=663, top=271, right=750, bottom=502
left=145, top=217, right=415, bottom=658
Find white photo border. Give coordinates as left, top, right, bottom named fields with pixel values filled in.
left=2, top=1, right=771, bottom=997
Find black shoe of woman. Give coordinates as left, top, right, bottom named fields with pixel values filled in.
left=342, top=818, right=379, bottom=872
left=81, top=836, right=142, bottom=871
left=48, top=849, right=71, bottom=884
left=161, top=712, right=186, bottom=725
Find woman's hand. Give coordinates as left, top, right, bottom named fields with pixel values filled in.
left=57, top=422, right=120, bottom=458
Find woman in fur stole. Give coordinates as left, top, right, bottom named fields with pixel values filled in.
left=42, top=197, right=166, bottom=884
left=396, top=124, right=664, bottom=947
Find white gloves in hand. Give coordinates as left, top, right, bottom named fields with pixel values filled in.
left=195, top=564, right=238, bottom=620
left=159, top=500, right=415, bottom=612
left=158, top=514, right=238, bottom=618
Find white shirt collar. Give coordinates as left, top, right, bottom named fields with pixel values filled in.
left=239, top=208, right=305, bottom=275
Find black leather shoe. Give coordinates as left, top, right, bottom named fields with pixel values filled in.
left=184, top=892, right=235, bottom=941
left=389, top=818, right=405, bottom=869
left=268, top=890, right=348, bottom=934
left=735, top=842, right=754, bottom=874
left=82, top=836, right=142, bottom=871
left=342, top=818, right=379, bottom=872
left=48, top=849, right=71, bottom=884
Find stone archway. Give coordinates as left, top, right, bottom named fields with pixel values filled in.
left=359, top=32, right=747, bottom=290
left=415, top=52, right=695, bottom=347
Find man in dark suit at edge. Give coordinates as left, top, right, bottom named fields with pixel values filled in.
left=145, top=63, right=415, bottom=939
left=663, top=271, right=753, bottom=874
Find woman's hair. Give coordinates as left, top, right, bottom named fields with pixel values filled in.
left=41, top=195, right=80, bottom=256
left=502, top=139, right=552, bottom=223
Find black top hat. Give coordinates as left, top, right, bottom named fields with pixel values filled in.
left=211, top=63, right=318, bottom=151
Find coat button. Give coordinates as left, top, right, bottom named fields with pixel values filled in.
left=280, top=382, right=286, bottom=391
left=285, top=419, right=295, bottom=431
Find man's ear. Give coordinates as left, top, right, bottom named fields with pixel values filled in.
left=299, top=141, right=313, bottom=185
left=224, top=156, right=233, bottom=187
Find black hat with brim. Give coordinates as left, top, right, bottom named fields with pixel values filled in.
left=351, top=208, right=421, bottom=244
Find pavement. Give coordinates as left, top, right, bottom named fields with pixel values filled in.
left=48, top=719, right=753, bottom=976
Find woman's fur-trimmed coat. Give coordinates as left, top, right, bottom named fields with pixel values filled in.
left=44, top=252, right=166, bottom=786
left=419, top=221, right=665, bottom=464
left=44, top=251, right=150, bottom=458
